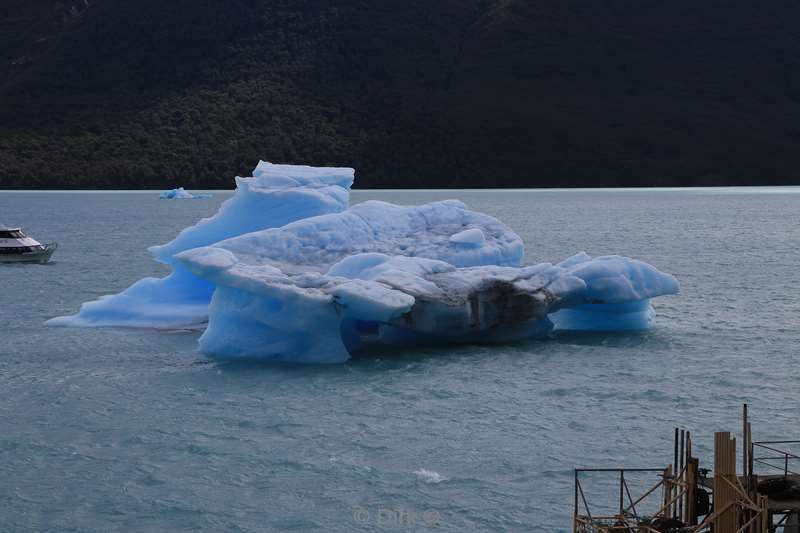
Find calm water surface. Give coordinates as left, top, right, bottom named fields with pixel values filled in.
left=1, top=188, right=799, bottom=531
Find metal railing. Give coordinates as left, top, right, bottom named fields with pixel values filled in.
left=574, top=467, right=669, bottom=532
left=752, top=440, right=800, bottom=478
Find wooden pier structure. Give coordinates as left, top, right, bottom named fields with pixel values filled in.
left=573, top=405, right=800, bottom=532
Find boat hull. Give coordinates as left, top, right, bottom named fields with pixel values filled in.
left=0, top=244, right=57, bottom=264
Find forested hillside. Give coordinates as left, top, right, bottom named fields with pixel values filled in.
left=2, top=0, right=800, bottom=188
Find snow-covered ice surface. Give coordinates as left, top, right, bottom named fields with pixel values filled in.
left=159, top=187, right=212, bottom=199
left=50, top=163, right=678, bottom=362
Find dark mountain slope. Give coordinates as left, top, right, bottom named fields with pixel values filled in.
left=2, top=0, right=800, bottom=188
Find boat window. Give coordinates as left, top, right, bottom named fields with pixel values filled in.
left=0, top=246, right=35, bottom=254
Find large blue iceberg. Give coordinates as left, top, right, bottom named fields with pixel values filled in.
left=50, top=162, right=679, bottom=363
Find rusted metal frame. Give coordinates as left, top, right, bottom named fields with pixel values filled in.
left=622, top=477, right=666, bottom=515
left=573, top=514, right=591, bottom=531
left=575, top=468, right=668, bottom=530
left=621, top=475, right=638, bottom=519
left=577, top=476, right=593, bottom=522
left=574, top=514, right=655, bottom=533
left=578, top=521, right=660, bottom=533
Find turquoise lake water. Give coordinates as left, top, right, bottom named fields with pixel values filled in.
left=1, top=188, right=799, bottom=531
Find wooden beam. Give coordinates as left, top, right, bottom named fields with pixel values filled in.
left=716, top=432, right=738, bottom=532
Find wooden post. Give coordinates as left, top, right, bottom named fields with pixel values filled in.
left=573, top=469, right=578, bottom=533
left=685, top=430, right=696, bottom=526
left=715, top=432, right=737, bottom=533
left=743, top=407, right=756, bottom=533
left=743, top=404, right=748, bottom=479
left=664, top=465, right=672, bottom=519
left=748, top=422, right=754, bottom=482
left=745, top=403, right=751, bottom=533
left=673, top=428, right=679, bottom=519
left=679, top=429, right=685, bottom=522
left=688, top=456, right=699, bottom=525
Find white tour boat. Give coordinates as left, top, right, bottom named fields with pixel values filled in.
left=0, top=224, right=57, bottom=263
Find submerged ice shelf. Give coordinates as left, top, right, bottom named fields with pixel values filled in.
left=50, top=162, right=679, bottom=363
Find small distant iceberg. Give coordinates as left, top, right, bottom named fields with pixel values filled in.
left=50, top=161, right=680, bottom=363
left=159, top=187, right=212, bottom=200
